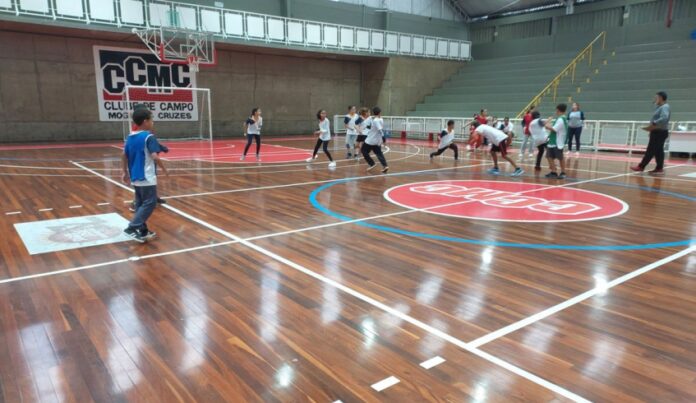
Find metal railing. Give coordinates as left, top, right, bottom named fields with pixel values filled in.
left=334, top=115, right=696, bottom=155
left=516, top=31, right=607, bottom=118
left=0, top=0, right=472, bottom=61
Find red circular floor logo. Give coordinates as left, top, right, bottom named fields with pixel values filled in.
left=384, top=180, right=628, bottom=222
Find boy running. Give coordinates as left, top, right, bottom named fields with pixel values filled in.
left=362, top=106, right=389, bottom=173
left=430, top=119, right=459, bottom=160
left=472, top=121, right=524, bottom=177
left=121, top=108, right=168, bottom=242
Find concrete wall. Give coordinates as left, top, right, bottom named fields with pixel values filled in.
left=0, top=29, right=462, bottom=142
left=362, top=57, right=463, bottom=116
left=0, top=30, right=361, bottom=141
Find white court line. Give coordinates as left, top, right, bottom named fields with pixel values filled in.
left=468, top=244, right=696, bottom=348
left=0, top=173, right=96, bottom=177
left=38, top=208, right=53, bottom=212
left=371, top=376, right=400, bottom=392
left=405, top=150, right=696, bottom=182
left=164, top=157, right=479, bottom=200
left=4, top=211, right=21, bottom=216
left=0, top=240, right=239, bottom=285
left=97, top=202, right=110, bottom=206
left=75, top=144, right=403, bottom=171
left=420, top=356, right=446, bottom=369
left=69, top=205, right=83, bottom=209
left=70, top=160, right=591, bottom=402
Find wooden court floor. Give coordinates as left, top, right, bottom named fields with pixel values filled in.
left=0, top=137, right=695, bottom=402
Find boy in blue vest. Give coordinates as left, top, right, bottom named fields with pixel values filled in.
left=121, top=108, right=168, bottom=242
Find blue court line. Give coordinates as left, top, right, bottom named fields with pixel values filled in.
left=309, top=177, right=695, bottom=251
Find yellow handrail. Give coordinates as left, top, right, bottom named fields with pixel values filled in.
left=516, top=31, right=606, bottom=119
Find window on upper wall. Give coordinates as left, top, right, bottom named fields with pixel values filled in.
left=328, top=0, right=464, bottom=22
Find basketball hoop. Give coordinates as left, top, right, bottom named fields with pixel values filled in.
left=133, top=26, right=216, bottom=72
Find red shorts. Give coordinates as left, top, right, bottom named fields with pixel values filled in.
left=491, top=140, right=508, bottom=157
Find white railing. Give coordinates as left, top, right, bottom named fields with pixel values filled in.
left=0, top=0, right=472, bottom=61
left=334, top=115, right=696, bottom=153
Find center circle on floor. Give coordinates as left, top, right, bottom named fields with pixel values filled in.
left=383, top=180, right=629, bottom=223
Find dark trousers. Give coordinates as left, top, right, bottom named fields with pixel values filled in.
left=129, top=185, right=157, bottom=231
left=361, top=143, right=388, bottom=167
left=535, top=143, right=547, bottom=168
left=312, top=138, right=333, bottom=161
left=567, top=126, right=582, bottom=151
left=243, top=134, right=261, bottom=155
left=639, top=129, right=669, bottom=170
left=430, top=143, right=459, bottom=159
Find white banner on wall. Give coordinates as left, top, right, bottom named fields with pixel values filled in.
left=93, top=45, right=198, bottom=121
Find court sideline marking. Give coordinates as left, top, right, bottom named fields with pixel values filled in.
left=468, top=244, right=696, bottom=348
left=69, top=160, right=590, bottom=402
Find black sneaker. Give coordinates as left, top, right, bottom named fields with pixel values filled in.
left=124, top=227, right=145, bottom=243
left=545, top=172, right=558, bottom=179
left=157, top=198, right=166, bottom=205
left=558, top=172, right=567, bottom=179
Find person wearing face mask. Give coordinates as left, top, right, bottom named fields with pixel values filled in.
left=630, top=92, right=671, bottom=176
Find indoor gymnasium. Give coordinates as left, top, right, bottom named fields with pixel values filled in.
left=1, top=0, right=696, bottom=401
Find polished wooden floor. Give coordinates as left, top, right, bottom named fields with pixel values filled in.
left=0, top=137, right=695, bottom=402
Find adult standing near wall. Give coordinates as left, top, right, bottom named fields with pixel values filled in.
left=630, top=92, right=670, bottom=176
left=567, top=102, right=585, bottom=156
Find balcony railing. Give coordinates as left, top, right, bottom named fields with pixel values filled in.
left=0, top=0, right=472, bottom=61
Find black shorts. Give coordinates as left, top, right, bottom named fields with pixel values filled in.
left=490, top=140, right=509, bottom=157
left=356, top=135, right=367, bottom=143
left=547, top=147, right=564, bottom=160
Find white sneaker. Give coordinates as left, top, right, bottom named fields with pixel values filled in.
left=529, top=153, right=534, bottom=157
left=575, top=151, right=580, bottom=156
left=305, top=156, right=314, bottom=163
left=240, top=155, right=245, bottom=161
left=328, top=161, right=336, bottom=168
left=366, top=165, right=376, bottom=172
left=256, top=154, right=261, bottom=161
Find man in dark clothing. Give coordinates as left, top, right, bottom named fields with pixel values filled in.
left=631, top=91, right=671, bottom=176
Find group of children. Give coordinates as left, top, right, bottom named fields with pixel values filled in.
left=120, top=102, right=573, bottom=243
left=429, top=103, right=571, bottom=179
left=236, top=105, right=389, bottom=173
left=305, top=105, right=389, bottom=173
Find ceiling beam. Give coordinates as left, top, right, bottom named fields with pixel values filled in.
left=444, top=0, right=471, bottom=22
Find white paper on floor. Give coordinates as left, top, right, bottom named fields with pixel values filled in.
left=14, top=213, right=131, bottom=255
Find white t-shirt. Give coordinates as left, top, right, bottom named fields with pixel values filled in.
left=529, top=118, right=548, bottom=146
left=246, top=116, right=263, bottom=135
left=344, top=114, right=358, bottom=135
left=357, top=116, right=371, bottom=135
left=318, top=118, right=331, bottom=141
left=548, top=116, right=568, bottom=149
left=439, top=128, right=455, bottom=149
left=475, top=124, right=508, bottom=145
left=498, top=121, right=514, bottom=135
left=366, top=117, right=384, bottom=146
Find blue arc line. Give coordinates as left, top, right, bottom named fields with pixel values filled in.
left=309, top=179, right=695, bottom=251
